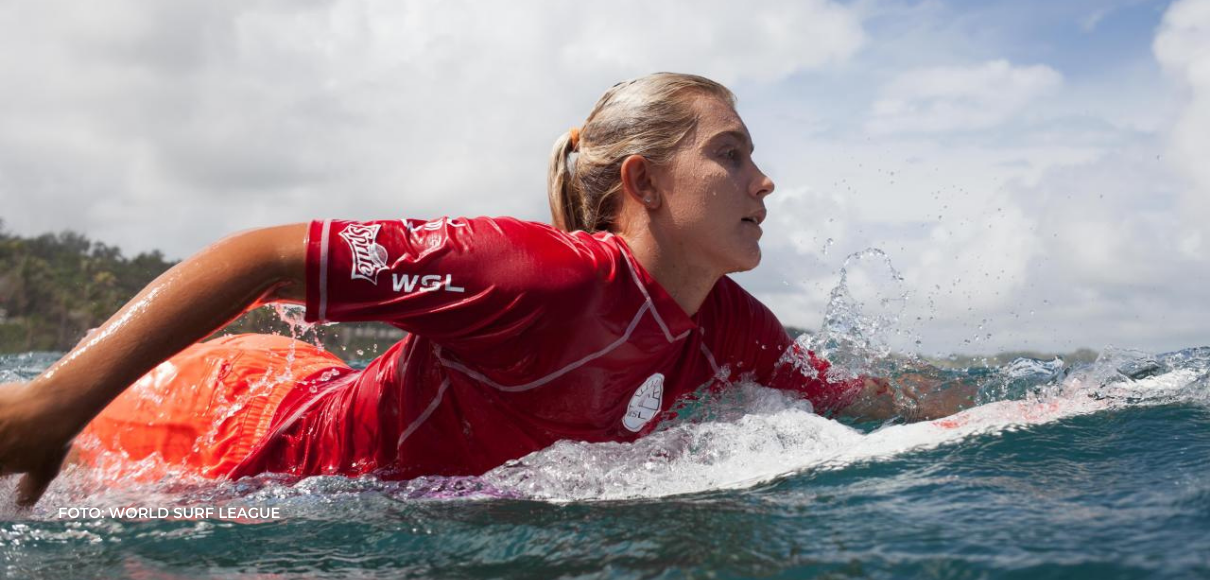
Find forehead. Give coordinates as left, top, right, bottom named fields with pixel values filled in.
left=686, top=95, right=750, bottom=146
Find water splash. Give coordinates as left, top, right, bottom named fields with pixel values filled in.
left=0, top=352, right=62, bottom=383
left=473, top=349, right=1208, bottom=502
left=272, top=304, right=322, bottom=348
left=972, top=356, right=1065, bottom=404
left=803, top=248, right=910, bottom=379
left=456, top=250, right=1209, bottom=502
left=2, top=348, right=1207, bottom=515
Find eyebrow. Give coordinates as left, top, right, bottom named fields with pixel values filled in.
left=709, top=129, right=755, bottom=153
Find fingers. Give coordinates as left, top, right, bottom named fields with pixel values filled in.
left=14, top=448, right=68, bottom=509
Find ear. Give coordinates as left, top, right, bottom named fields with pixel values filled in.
left=620, top=154, right=660, bottom=209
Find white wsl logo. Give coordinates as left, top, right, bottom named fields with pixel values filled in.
left=623, top=373, right=664, bottom=432
left=340, top=224, right=389, bottom=285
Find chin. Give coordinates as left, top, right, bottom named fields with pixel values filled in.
left=743, top=252, right=762, bottom=272
left=726, top=248, right=762, bottom=274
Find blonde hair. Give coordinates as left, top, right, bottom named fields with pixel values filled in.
left=547, top=73, right=736, bottom=233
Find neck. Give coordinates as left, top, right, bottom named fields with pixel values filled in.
left=619, top=229, right=720, bottom=317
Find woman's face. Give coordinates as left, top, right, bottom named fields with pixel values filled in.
left=654, top=95, right=775, bottom=276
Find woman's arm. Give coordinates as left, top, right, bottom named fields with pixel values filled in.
left=0, top=223, right=308, bottom=507
left=838, top=373, right=979, bottom=422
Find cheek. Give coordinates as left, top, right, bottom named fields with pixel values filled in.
left=666, top=188, right=711, bottom=230
left=664, top=162, right=742, bottom=238
left=684, top=196, right=730, bottom=241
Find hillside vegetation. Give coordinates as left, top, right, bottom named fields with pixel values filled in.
left=0, top=222, right=401, bottom=359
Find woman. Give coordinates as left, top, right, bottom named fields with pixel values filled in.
left=0, top=73, right=966, bottom=508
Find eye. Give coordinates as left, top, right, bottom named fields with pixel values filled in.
left=720, top=148, right=741, bottom=165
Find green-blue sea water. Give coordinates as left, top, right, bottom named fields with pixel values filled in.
left=1, top=345, right=1208, bottom=579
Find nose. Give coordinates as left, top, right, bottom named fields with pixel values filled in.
left=751, top=165, right=775, bottom=199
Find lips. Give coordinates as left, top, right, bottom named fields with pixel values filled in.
left=741, top=210, right=765, bottom=238
left=741, top=209, right=767, bottom=226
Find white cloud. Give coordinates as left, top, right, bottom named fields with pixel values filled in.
left=560, top=1, right=865, bottom=84
left=739, top=47, right=1200, bottom=354
left=736, top=0, right=1206, bottom=354
left=0, top=0, right=1205, bottom=356
left=866, top=60, right=1062, bottom=134
left=0, top=0, right=865, bottom=258
left=1154, top=0, right=1210, bottom=242
left=1080, top=8, right=1110, bottom=32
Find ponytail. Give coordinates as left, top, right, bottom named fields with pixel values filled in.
left=547, top=130, right=587, bottom=232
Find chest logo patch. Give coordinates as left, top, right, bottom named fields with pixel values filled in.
left=623, top=373, right=665, bottom=432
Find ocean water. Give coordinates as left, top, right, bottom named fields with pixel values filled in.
left=2, top=249, right=1208, bottom=579
left=1, top=345, right=1207, bottom=579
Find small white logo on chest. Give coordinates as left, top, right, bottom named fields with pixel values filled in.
left=622, top=373, right=664, bottom=432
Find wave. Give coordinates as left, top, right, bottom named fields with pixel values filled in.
left=479, top=347, right=1208, bottom=502
left=3, top=248, right=1206, bottom=514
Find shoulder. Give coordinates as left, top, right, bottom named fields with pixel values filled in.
left=476, top=217, right=623, bottom=283
left=424, top=217, right=627, bottom=297
left=476, top=217, right=612, bottom=260
left=702, top=276, right=779, bottom=326
left=700, top=276, right=793, bottom=374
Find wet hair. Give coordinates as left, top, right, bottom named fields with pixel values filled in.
left=547, top=72, right=736, bottom=233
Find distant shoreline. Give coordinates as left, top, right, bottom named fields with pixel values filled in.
left=0, top=224, right=404, bottom=361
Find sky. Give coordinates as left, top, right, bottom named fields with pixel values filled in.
left=0, top=0, right=1206, bottom=355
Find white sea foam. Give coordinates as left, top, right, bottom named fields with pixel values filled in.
left=480, top=365, right=1204, bottom=502
left=1, top=351, right=1203, bottom=518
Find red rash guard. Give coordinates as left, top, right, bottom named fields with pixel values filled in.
left=229, top=217, right=863, bottom=480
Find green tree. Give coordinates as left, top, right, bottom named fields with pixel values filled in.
left=0, top=226, right=402, bottom=360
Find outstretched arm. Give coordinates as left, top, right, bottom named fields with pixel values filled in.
left=838, top=372, right=979, bottom=423
left=0, top=224, right=307, bottom=507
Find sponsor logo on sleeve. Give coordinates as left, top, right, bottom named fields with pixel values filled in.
left=622, top=373, right=665, bottom=432
left=339, top=224, right=390, bottom=284
left=391, top=273, right=465, bottom=293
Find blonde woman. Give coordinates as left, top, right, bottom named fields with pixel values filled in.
left=0, top=73, right=967, bottom=507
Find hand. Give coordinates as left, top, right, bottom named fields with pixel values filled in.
left=840, top=373, right=977, bottom=423
left=0, top=382, right=75, bottom=508
left=893, top=371, right=978, bottom=421
left=838, top=377, right=903, bottom=421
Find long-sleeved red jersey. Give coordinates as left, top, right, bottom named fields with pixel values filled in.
left=228, top=217, right=861, bottom=480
